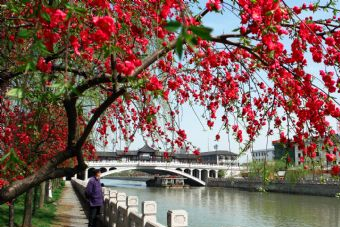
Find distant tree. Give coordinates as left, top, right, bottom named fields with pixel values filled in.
left=218, top=170, right=226, bottom=178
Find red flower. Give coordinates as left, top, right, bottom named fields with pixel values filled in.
left=287, top=156, right=292, bottom=163
left=93, top=16, right=116, bottom=35
left=299, top=156, right=305, bottom=163
left=326, top=153, right=336, bottom=162
left=163, top=151, right=169, bottom=159
left=207, top=120, right=214, bottom=128
left=37, top=57, right=52, bottom=73
left=88, top=0, right=110, bottom=9
left=146, top=76, right=163, bottom=91
left=70, top=35, right=80, bottom=55
left=331, top=165, right=340, bottom=176
left=177, top=129, right=187, bottom=140
left=49, top=9, right=66, bottom=27
left=193, top=149, right=200, bottom=156
left=206, top=0, right=221, bottom=11
left=237, top=130, right=243, bottom=143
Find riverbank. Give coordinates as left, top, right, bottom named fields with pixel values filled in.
left=0, top=182, right=64, bottom=227
left=207, top=178, right=340, bottom=197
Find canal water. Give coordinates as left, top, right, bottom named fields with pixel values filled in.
left=101, top=179, right=340, bottom=227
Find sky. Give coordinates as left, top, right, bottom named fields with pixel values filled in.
left=95, top=0, right=340, bottom=163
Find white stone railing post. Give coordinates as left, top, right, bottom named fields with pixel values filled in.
left=142, top=201, right=157, bottom=226
left=125, top=196, right=138, bottom=227
left=127, top=196, right=138, bottom=214
left=109, top=190, right=118, bottom=227
left=84, top=169, right=88, bottom=180
left=103, top=188, right=110, bottom=225
left=114, top=192, right=126, bottom=226
left=167, top=210, right=188, bottom=227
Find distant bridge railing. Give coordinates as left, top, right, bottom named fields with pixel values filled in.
left=72, top=178, right=188, bottom=227
left=87, top=160, right=244, bottom=170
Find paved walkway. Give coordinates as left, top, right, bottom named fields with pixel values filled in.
left=51, top=181, right=88, bottom=227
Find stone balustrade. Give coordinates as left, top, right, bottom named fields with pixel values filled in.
left=72, top=178, right=188, bottom=227
left=87, top=160, right=242, bottom=170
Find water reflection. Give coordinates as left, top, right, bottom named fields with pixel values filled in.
left=101, top=179, right=340, bottom=227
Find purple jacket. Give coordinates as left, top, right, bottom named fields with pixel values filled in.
left=86, top=177, right=104, bottom=207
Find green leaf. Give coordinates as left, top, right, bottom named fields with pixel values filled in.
left=146, top=114, right=155, bottom=123
left=25, top=62, right=35, bottom=74
left=74, top=6, right=86, bottom=14
left=165, top=21, right=181, bottom=32
left=0, top=152, right=10, bottom=163
left=50, top=83, right=64, bottom=89
left=8, top=148, right=24, bottom=166
left=6, top=88, right=23, bottom=99
left=41, top=12, right=51, bottom=22
left=189, top=25, right=213, bottom=40
left=175, top=38, right=183, bottom=59
left=18, top=29, right=30, bottom=38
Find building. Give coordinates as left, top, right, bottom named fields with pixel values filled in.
left=251, top=148, right=275, bottom=162
left=96, top=144, right=164, bottom=162
left=95, top=145, right=239, bottom=165
left=293, top=140, right=340, bottom=166
left=200, top=150, right=238, bottom=166
left=273, top=136, right=340, bottom=166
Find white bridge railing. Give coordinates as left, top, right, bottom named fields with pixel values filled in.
left=72, top=179, right=188, bottom=227
left=87, top=160, right=243, bottom=171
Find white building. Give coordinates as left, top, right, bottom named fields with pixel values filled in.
left=293, top=143, right=340, bottom=166
left=251, top=148, right=275, bottom=162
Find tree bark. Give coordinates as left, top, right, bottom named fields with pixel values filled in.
left=39, top=181, right=46, bottom=208
left=45, top=180, right=50, bottom=203
left=22, top=188, right=34, bottom=227
left=32, top=186, right=38, bottom=215
left=8, top=200, right=15, bottom=227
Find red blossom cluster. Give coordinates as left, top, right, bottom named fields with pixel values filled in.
left=2, top=0, right=340, bottom=198
left=0, top=99, right=94, bottom=188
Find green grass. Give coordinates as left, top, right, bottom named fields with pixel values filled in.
left=0, top=183, right=64, bottom=227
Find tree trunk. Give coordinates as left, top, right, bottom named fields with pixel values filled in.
left=44, top=180, right=50, bottom=203
left=8, top=199, right=15, bottom=227
left=32, top=186, right=38, bottom=215
left=39, top=181, right=46, bottom=208
left=22, top=188, right=34, bottom=227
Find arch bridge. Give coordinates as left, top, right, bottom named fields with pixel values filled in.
left=80, top=161, right=243, bottom=186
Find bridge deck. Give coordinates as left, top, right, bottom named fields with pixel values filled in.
left=51, top=181, right=88, bottom=227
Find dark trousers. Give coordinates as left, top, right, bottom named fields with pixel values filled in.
left=88, top=206, right=101, bottom=227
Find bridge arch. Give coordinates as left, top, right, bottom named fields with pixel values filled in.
left=100, top=167, right=108, bottom=173
left=97, top=167, right=205, bottom=186
left=201, top=169, right=208, bottom=182
left=209, top=169, right=217, bottom=178
left=87, top=168, right=95, bottom=178
left=192, top=169, right=200, bottom=178
left=184, top=169, right=191, bottom=175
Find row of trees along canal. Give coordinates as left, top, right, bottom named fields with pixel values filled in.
left=2, top=0, right=340, bottom=226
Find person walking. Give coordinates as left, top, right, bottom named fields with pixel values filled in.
left=86, top=169, right=104, bottom=227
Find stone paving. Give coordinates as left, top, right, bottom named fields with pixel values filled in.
left=51, top=181, right=88, bottom=227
